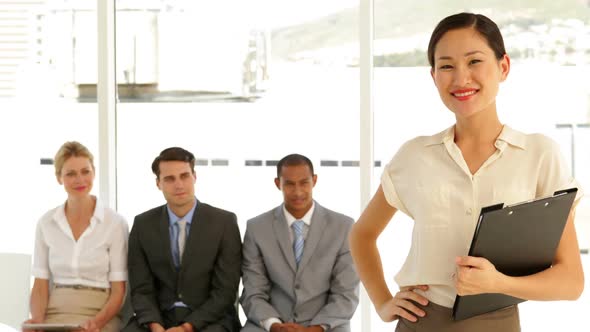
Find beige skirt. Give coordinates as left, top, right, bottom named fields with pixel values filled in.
left=45, top=287, right=120, bottom=332
left=395, top=301, right=520, bottom=332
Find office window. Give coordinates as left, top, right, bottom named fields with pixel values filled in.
left=114, top=0, right=361, bottom=327
left=0, top=0, right=98, bottom=254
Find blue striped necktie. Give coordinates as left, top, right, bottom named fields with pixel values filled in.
left=292, top=220, right=304, bottom=266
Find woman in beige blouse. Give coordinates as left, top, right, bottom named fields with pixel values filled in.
left=23, top=142, right=128, bottom=332
left=349, top=12, right=584, bottom=332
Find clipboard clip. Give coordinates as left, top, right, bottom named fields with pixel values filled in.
left=554, top=187, right=578, bottom=196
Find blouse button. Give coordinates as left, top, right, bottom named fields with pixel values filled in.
left=466, top=208, right=473, bottom=215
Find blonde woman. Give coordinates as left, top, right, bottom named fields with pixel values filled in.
left=24, top=141, right=128, bottom=332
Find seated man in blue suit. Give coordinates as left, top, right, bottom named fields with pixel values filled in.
left=240, top=154, right=359, bottom=332
left=123, top=147, right=242, bottom=332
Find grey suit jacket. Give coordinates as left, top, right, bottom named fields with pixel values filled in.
left=240, top=202, right=359, bottom=331
left=127, top=201, right=242, bottom=331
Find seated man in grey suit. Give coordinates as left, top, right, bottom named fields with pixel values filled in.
left=123, top=147, right=242, bottom=332
left=240, top=154, right=359, bottom=332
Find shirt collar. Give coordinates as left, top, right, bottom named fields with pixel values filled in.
left=283, top=201, right=315, bottom=228
left=424, top=124, right=526, bottom=150
left=423, top=126, right=454, bottom=147
left=496, top=125, right=526, bottom=150
left=53, top=196, right=104, bottom=224
left=167, top=198, right=197, bottom=227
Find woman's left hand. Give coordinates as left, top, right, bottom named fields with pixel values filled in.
left=80, top=319, right=100, bottom=332
left=455, top=256, right=505, bottom=295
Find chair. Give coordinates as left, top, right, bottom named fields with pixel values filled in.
left=0, top=253, right=31, bottom=330
left=0, top=323, right=18, bottom=332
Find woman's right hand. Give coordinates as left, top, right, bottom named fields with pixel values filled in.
left=377, top=285, right=430, bottom=323
left=22, top=318, right=43, bottom=332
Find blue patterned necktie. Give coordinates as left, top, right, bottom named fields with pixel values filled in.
left=292, top=220, right=305, bottom=266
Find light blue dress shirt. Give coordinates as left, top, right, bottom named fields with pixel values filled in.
left=167, top=200, right=197, bottom=268
left=166, top=199, right=197, bottom=308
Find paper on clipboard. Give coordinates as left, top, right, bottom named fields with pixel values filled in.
left=21, top=323, right=82, bottom=331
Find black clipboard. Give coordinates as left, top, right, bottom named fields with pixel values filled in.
left=452, top=188, right=578, bottom=321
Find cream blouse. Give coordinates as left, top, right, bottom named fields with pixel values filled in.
left=381, top=125, right=584, bottom=308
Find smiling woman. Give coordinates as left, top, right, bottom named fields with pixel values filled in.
left=429, top=17, right=509, bottom=125
left=351, top=12, right=585, bottom=332
left=57, top=156, right=95, bottom=199
left=25, top=142, right=129, bottom=332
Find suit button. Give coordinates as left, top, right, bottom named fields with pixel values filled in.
left=295, top=284, right=300, bottom=289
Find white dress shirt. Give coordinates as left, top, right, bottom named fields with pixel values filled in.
left=283, top=203, right=314, bottom=242
left=262, top=203, right=322, bottom=332
left=381, top=125, right=583, bottom=308
left=32, top=198, right=129, bottom=289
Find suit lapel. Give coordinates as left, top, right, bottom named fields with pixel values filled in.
left=296, top=202, right=327, bottom=277
left=273, top=206, right=297, bottom=273
left=181, top=200, right=206, bottom=267
left=157, top=205, right=176, bottom=273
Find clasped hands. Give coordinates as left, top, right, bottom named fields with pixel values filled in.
left=149, top=322, right=194, bottom=332
left=377, top=256, right=503, bottom=323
